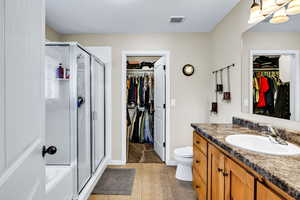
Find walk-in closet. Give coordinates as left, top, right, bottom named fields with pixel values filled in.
left=126, top=56, right=166, bottom=163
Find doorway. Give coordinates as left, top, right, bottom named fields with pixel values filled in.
left=121, top=51, right=170, bottom=165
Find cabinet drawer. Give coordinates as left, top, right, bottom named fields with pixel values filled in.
left=193, top=132, right=207, bottom=155
left=193, top=146, right=207, bottom=183
left=193, top=168, right=207, bottom=200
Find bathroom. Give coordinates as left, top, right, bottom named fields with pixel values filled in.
left=1, top=0, right=300, bottom=200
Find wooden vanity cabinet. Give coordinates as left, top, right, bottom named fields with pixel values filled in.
left=257, top=182, right=285, bottom=200
left=193, top=132, right=292, bottom=200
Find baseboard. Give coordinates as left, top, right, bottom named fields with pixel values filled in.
left=77, top=157, right=108, bottom=200
left=109, top=159, right=176, bottom=166
left=108, top=160, right=126, bottom=165
left=166, top=160, right=177, bottom=166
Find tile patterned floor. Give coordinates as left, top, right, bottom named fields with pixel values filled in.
left=128, top=143, right=163, bottom=163
left=88, top=163, right=197, bottom=200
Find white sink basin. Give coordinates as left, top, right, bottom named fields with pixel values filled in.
left=225, top=134, right=300, bottom=156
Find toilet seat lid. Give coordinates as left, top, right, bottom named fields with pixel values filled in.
left=174, top=146, right=193, bottom=158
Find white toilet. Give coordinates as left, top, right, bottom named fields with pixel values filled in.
left=174, top=146, right=193, bottom=181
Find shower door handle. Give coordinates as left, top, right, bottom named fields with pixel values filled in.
left=77, top=96, right=85, bottom=108
left=42, top=145, right=57, bottom=157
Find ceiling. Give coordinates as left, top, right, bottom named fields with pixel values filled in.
left=249, top=14, right=300, bottom=32
left=46, top=0, right=240, bottom=34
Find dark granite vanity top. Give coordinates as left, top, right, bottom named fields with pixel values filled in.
left=191, top=122, right=300, bottom=200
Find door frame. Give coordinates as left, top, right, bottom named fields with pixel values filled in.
left=121, top=50, right=171, bottom=165
left=249, top=50, right=300, bottom=121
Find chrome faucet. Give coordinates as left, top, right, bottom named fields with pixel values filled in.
left=263, top=124, right=288, bottom=145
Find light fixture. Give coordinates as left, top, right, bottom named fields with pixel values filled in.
left=276, top=0, right=289, bottom=5
left=262, top=0, right=280, bottom=15
left=269, top=7, right=290, bottom=23
left=286, top=0, right=300, bottom=15
left=248, top=0, right=266, bottom=24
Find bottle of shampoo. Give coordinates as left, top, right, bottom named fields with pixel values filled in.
left=56, top=63, right=64, bottom=79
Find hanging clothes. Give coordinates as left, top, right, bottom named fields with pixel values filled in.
left=127, top=73, right=154, bottom=144
left=253, top=69, right=290, bottom=118
left=274, top=83, right=290, bottom=120
left=144, top=111, right=153, bottom=143
left=264, top=77, right=275, bottom=114
left=257, top=76, right=270, bottom=108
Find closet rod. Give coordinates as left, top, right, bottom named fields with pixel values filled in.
left=212, top=63, right=235, bottom=74
left=253, top=68, right=279, bottom=71
left=127, top=69, right=154, bottom=71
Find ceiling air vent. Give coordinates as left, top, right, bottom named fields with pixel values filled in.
left=169, top=16, right=185, bottom=23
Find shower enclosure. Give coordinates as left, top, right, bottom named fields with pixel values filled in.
left=45, top=42, right=106, bottom=199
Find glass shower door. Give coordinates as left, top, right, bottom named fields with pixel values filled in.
left=91, top=57, right=105, bottom=172
left=76, top=48, right=92, bottom=192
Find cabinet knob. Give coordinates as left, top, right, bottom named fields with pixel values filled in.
left=223, top=172, right=229, bottom=177
left=196, top=160, right=200, bottom=164
left=195, top=185, right=200, bottom=189
left=217, top=168, right=223, bottom=172
left=196, top=141, right=200, bottom=144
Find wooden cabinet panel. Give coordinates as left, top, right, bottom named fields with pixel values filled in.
left=193, top=132, right=207, bottom=155
left=257, top=182, right=285, bottom=200
left=193, top=168, right=207, bottom=200
left=208, top=144, right=225, bottom=200
left=193, top=146, right=207, bottom=183
left=224, top=158, right=254, bottom=200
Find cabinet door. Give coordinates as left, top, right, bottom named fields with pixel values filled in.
left=224, top=158, right=254, bottom=200
left=193, top=146, right=207, bottom=183
left=257, top=182, right=285, bottom=200
left=193, top=168, right=207, bottom=200
left=208, top=144, right=225, bottom=200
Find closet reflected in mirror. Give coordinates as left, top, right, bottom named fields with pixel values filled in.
left=241, top=14, right=300, bottom=121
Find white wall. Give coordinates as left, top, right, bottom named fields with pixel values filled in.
left=0, top=0, right=5, bottom=175
left=46, top=25, right=62, bottom=41
left=209, top=0, right=252, bottom=123
left=61, top=33, right=212, bottom=161
left=210, top=0, right=300, bottom=130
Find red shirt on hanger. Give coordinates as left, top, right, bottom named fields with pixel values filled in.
left=257, top=76, right=269, bottom=107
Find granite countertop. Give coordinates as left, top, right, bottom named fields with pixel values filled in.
left=191, top=123, right=300, bottom=200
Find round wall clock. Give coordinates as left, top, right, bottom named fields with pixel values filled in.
left=182, top=64, right=195, bottom=76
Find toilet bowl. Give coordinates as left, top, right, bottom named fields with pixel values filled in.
left=174, top=146, right=193, bottom=181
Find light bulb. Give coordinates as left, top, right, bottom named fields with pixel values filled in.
left=269, top=7, right=289, bottom=23
left=276, top=0, right=289, bottom=5
left=262, top=0, right=280, bottom=15
left=286, top=0, right=300, bottom=15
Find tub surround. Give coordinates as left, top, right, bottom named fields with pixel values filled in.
left=191, top=118, right=300, bottom=200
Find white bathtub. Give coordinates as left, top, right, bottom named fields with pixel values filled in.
left=46, top=165, right=73, bottom=200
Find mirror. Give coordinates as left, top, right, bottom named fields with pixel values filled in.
left=241, top=14, right=300, bottom=121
